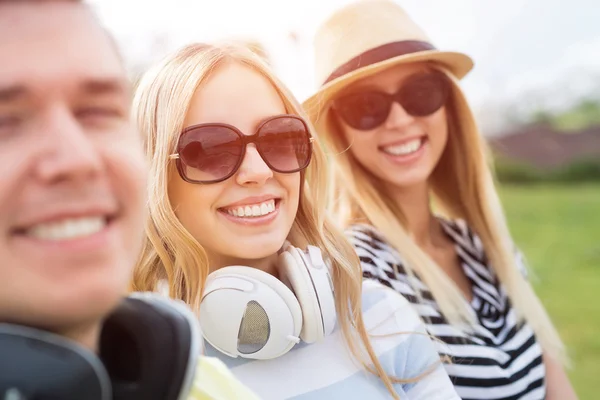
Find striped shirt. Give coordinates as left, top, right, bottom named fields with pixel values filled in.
left=205, top=279, right=461, bottom=399
left=347, top=219, right=546, bottom=400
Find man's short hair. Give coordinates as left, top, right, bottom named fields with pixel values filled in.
left=0, top=0, right=82, bottom=3
left=0, top=0, right=125, bottom=68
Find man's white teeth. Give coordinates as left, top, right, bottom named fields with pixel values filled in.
left=27, top=217, right=106, bottom=241
left=382, top=138, right=423, bottom=156
left=226, top=200, right=276, bottom=218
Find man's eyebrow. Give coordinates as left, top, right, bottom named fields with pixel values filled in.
left=0, top=79, right=130, bottom=105
left=79, top=78, right=130, bottom=97
left=0, top=85, right=27, bottom=103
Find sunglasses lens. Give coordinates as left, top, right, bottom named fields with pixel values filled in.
left=257, top=116, right=312, bottom=172
left=178, top=126, right=242, bottom=182
left=399, top=72, right=449, bottom=117
left=334, top=92, right=391, bottom=131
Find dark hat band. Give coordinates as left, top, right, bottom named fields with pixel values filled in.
left=323, top=40, right=436, bottom=85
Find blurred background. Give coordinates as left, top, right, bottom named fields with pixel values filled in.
left=89, top=0, right=599, bottom=397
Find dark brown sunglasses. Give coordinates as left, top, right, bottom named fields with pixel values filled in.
left=170, top=114, right=313, bottom=184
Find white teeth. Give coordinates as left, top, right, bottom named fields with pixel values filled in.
left=226, top=199, right=276, bottom=218
left=27, top=217, right=106, bottom=241
left=260, top=203, right=269, bottom=215
left=382, top=138, right=423, bottom=156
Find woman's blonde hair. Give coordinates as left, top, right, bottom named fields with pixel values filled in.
left=130, top=42, right=434, bottom=399
left=315, top=64, right=567, bottom=365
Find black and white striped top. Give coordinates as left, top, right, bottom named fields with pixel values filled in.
left=347, top=218, right=546, bottom=400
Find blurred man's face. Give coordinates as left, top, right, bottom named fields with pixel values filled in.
left=0, top=1, right=147, bottom=340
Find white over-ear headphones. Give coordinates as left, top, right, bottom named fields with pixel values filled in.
left=198, top=242, right=336, bottom=360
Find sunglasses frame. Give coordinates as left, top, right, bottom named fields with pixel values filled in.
left=331, top=70, right=451, bottom=131
left=169, top=114, right=314, bottom=184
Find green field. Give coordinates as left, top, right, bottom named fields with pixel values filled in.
left=499, top=184, right=600, bottom=399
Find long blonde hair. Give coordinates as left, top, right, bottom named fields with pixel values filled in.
left=130, top=42, right=433, bottom=398
left=313, top=64, right=567, bottom=365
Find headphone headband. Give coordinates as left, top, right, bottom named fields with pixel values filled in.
left=0, top=293, right=200, bottom=400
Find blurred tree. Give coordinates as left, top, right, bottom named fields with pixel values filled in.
left=531, top=109, right=554, bottom=125
left=529, top=98, right=600, bottom=131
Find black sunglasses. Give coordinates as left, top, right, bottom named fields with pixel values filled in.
left=170, top=114, right=313, bottom=184
left=332, top=71, right=450, bottom=131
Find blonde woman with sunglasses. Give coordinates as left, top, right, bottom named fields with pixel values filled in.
left=303, top=1, right=578, bottom=399
left=130, top=41, right=460, bottom=399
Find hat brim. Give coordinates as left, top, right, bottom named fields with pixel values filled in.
left=302, top=50, right=474, bottom=128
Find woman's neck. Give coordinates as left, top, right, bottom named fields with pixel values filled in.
left=387, top=182, right=444, bottom=248
left=208, top=252, right=281, bottom=279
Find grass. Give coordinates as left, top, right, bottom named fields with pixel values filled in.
left=499, top=183, right=600, bottom=399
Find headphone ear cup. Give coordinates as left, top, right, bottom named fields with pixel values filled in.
left=100, top=294, right=200, bottom=400
left=279, top=248, right=326, bottom=343
left=199, top=266, right=303, bottom=360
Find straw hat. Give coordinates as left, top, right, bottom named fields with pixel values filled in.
left=302, top=0, right=474, bottom=125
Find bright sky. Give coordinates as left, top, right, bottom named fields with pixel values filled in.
left=90, top=0, right=600, bottom=132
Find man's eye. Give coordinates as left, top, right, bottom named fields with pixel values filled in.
left=0, top=115, right=22, bottom=128
left=76, top=107, right=122, bottom=119
left=0, top=115, right=24, bottom=138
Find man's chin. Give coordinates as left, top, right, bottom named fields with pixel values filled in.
left=43, top=283, right=123, bottom=323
